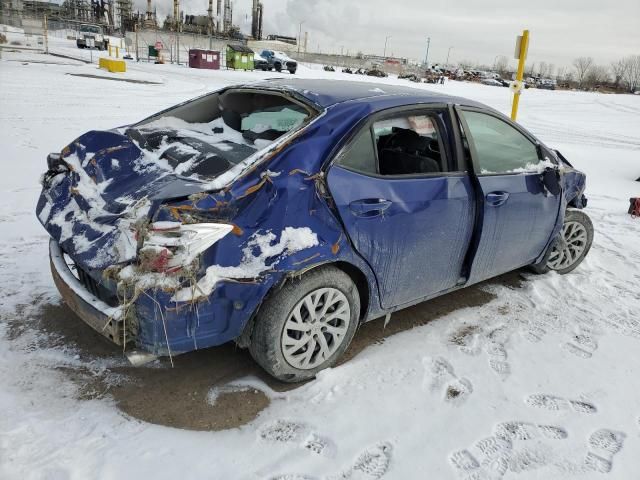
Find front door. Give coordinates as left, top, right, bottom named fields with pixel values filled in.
left=327, top=108, right=476, bottom=308
left=457, top=108, right=561, bottom=284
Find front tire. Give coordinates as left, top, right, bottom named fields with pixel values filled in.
left=531, top=209, right=594, bottom=275
left=249, top=266, right=360, bottom=382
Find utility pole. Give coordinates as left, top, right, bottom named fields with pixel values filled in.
left=297, top=21, right=304, bottom=55
left=383, top=35, right=391, bottom=58
left=446, top=46, right=453, bottom=66
left=424, top=37, right=431, bottom=66
left=43, top=14, right=49, bottom=55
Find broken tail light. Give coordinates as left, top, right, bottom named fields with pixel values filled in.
left=140, top=222, right=234, bottom=273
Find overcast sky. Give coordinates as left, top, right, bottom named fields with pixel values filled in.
left=133, top=0, right=639, bottom=68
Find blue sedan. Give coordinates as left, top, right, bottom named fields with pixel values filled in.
left=37, top=79, right=592, bottom=381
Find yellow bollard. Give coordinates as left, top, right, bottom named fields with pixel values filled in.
left=510, top=29, right=529, bottom=122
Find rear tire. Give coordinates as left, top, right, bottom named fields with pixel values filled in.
left=530, top=209, right=593, bottom=275
left=249, top=266, right=360, bottom=382
left=274, top=62, right=282, bottom=72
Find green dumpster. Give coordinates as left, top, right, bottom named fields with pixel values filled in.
left=226, top=44, right=254, bottom=71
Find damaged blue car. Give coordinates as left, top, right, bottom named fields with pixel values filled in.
left=37, top=79, right=592, bottom=381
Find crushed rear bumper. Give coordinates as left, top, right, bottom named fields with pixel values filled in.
left=49, top=239, right=275, bottom=358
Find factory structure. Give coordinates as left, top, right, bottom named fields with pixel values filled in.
left=1, top=0, right=267, bottom=39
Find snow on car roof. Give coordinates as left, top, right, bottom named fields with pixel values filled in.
left=244, top=78, right=484, bottom=109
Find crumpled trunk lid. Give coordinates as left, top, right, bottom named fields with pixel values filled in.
left=36, top=129, right=210, bottom=270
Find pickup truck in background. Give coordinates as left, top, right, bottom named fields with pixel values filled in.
left=76, top=24, right=108, bottom=50
left=259, top=50, right=297, bottom=74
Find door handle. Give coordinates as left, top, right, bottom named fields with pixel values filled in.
left=486, top=191, right=510, bottom=207
left=349, top=198, right=392, bottom=217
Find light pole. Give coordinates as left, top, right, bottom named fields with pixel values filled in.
left=424, top=37, right=431, bottom=66
left=446, top=46, right=453, bottom=66
left=383, top=35, right=391, bottom=58
left=297, top=21, right=304, bottom=55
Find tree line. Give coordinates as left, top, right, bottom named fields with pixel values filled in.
left=458, top=54, right=640, bottom=93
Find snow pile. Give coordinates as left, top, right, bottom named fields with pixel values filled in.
left=172, top=227, right=319, bottom=302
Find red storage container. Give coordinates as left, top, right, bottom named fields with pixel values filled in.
left=188, top=49, right=221, bottom=70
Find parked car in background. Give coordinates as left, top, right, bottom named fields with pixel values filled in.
left=366, top=67, right=388, bottom=77
left=481, top=78, right=503, bottom=87
left=537, top=79, right=557, bottom=90
left=259, top=50, right=297, bottom=74
left=399, top=73, right=421, bottom=82
left=253, top=52, right=270, bottom=71
left=37, top=79, right=592, bottom=382
left=76, top=24, right=108, bottom=50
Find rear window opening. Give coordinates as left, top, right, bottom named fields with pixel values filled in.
left=126, top=89, right=315, bottom=181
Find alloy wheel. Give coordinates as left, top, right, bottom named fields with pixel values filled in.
left=281, top=287, right=351, bottom=370
left=546, top=221, right=589, bottom=271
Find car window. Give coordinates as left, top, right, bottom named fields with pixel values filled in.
left=461, top=111, right=540, bottom=174
left=335, top=128, right=377, bottom=175
left=373, top=114, right=444, bottom=175
left=241, top=106, right=308, bottom=133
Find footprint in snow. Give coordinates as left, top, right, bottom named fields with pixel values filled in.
left=259, top=420, right=336, bottom=457
left=269, top=476, right=318, bottom=480
left=494, top=421, right=568, bottom=441
left=259, top=419, right=308, bottom=443
left=449, top=436, right=512, bottom=479
left=584, top=429, right=625, bottom=473
left=270, top=442, right=393, bottom=480
left=525, top=393, right=597, bottom=414
left=423, top=357, right=473, bottom=405
left=344, top=442, right=392, bottom=479
left=563, top=331, right=598, bottom=359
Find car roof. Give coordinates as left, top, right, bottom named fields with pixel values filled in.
left=244, top=78, right=485, bottom=110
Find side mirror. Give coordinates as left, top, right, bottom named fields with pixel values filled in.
left=541, top=167, right=561, bottom=196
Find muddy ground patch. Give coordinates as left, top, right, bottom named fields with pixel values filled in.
left=4, top=270, right=523, bottom=431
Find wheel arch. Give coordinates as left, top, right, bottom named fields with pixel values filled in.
left=236, top=260, right=371, bottom=348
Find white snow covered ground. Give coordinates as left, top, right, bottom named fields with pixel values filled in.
left=1, top=36, right=640, bottom=480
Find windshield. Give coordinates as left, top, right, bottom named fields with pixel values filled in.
left=127, top=90, right=314, bottom=182
left=80, top=25, right=101, bottom=34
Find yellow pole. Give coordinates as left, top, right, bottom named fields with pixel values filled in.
left=510, top=29, right=529, bottom=121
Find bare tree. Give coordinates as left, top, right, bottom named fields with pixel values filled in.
left=524, top=62, right=536, bottom=77
left=494, top=55, right=509, bottom=76
left=573, top=56, right=594, bottom=88
left=611, top=59, right=628, bottom=89
left=584, top=65, right=610, bottom=89
left=458, top=59, right=475, bottom=70
left=621, top=55, right=640, bottom=93
left=538, top=62, right=549, bottom=78
left=548, top=63, right=556, bottom=78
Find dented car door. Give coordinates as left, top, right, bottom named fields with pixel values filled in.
left=456, top=107, right=562, bottom=284
left=327, top=107, right=476, bottom=309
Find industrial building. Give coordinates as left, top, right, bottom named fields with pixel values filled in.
left=1, top=0, right=265, bottom=40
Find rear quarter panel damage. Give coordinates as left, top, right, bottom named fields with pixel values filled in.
left=141, top=103, right=384, bottom=353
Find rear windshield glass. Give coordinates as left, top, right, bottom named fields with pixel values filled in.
left=126, top=90, right=314, bottom=181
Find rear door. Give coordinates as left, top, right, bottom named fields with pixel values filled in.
left=456, top=107, right=561, bottom=284
left=326, top=106, right=476, bottom=309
